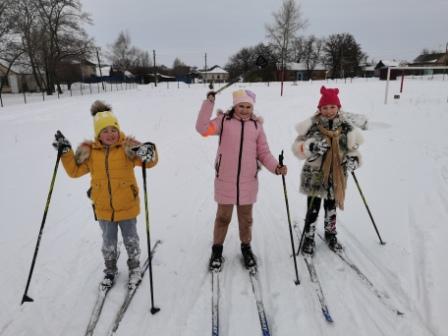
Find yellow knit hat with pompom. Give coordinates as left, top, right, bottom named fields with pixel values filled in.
left=90, top=100, right=120, bottom=138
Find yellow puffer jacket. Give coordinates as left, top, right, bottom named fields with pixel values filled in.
left=61, top=133, right=158, bottom=221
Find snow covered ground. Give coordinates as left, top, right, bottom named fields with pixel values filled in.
left=0, top=77, right=447, bottom=336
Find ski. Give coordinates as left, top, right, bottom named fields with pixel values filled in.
left=85, top=280, right=116, bottom=336
left=292, top=224, right=333, bottom=323
left=316, top=233, right=404, bottom=316
left=84, top=246, right=122, bottom=336
left=107, top=239, right=162, bottom=336
left=247, top=266, right=272, bottom=336
left=211, top=268, right=220, bottom=336
left=302, top=254, right=334, bottom=323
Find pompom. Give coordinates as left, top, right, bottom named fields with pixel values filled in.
left=90, top=100, right=112, bottom=116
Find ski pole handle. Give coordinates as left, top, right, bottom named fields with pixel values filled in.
left=279, top=150, right=284, bottom=167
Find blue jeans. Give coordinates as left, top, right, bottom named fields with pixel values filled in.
left=99, top=218, right=141, bottom=274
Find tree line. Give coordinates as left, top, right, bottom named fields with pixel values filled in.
left=0, top=0, right=439, bottom=96
left=227, top=0, right=366, bottom=81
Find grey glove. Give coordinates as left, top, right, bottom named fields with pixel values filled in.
left=309, top=138, right=330, bottom=156
left=345, top=156, right=359, bottom=172
left=132, top=142, right=156, bottom=163
left=52, top=130, right=71, bottom=154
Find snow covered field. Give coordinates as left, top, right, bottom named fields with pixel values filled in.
left=0, top=78, right=447, bottom=336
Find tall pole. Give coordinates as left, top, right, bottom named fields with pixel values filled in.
left=96, top=48, right=105, bottom=91
left=204, top=52, right=208, bottom=87
left=153, top=50, right=157, bottom=87
left=280, top=48, right=285, bottom=96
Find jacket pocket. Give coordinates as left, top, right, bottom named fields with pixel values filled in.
left=91, top=181, right=107, bottom=210
left=215, top=154, right=222, bottom=177
left=114, top=181, right=137, bottom=210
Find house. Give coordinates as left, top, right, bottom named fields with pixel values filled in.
left=280, top=62, right=328, bottom=81
left=360, top=63, right=376, bottom=78
left=0, top=61, right=40, bottom=93
left=199, top=65, right=229, bottom=83
left=55, top=58, right=97, bottom=83
left=142, top=73, right=176, bottom=84
left=374, top=60, right=401, bottom=80
left=408, top=52, right=448, bottom=75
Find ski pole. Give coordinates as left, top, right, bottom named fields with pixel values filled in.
left=214, top=54, right=268, bottom=94
left=21, top=148, right=63, bottom=304
left=141, top=162, right=161, bottom=314
left=278, top=151, right=300, bottom=285
left=351, top=171, right=386, bottom=245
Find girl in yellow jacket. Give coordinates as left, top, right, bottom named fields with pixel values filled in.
left=53, top=100, right=158, bottom=289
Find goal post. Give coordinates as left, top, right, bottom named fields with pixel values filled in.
left=384, top=66, right=448, bottom=104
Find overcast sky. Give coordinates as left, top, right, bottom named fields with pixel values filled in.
left=81, top=0, right=448, bottom=68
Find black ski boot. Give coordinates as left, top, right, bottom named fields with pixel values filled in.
left=241, top=243, right=257, bottom=269
left=325, top=231, right=342, bottom=251
left=101, top=271, right=117, bottom=289
left=209, top=244, right=223, bottom=271
left=302, top=237, right=315, bottom=255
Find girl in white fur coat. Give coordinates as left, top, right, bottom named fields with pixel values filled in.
left=291, top=86, right=363, bottom=254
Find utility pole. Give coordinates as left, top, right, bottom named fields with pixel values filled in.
left=96, top=48, right=105, bottom=91
left=445, top=42, right=448, bottom=67
left=153, top=50, right=157, bottom=87
left=204, top=52, right=208, bottom=86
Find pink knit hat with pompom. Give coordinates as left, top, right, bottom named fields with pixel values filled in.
left=232, top=89, right=256, bottom=106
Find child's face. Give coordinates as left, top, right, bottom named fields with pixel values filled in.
left=99, top=126, right=120, bottom=146
left=319, top=104, right=339, bottom=119
left=234, top=103, right=253, bottom=119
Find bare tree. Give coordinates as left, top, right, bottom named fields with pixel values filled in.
left=265, top=0, right=307, bottom=94
left=0, top=0, right=26, bottom=102
left=292, top=35, right=324, bottom=80
left=108, top=30, right=154, bottom=81
left=108, top=31, right=136, bottom=73
left=12, top=0, right=93, bottom=94
left=35, top=0, right=93, bottom=93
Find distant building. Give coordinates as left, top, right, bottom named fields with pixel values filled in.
left=280, top=62, right=328, bottom=81
left=408, top=52, right=448, bottom=75
left=375, top=60, right=401, bottom=80
left=411, top=52, right=448, bottom=66
left=360, top=63, right=375, bottom=78
left=199, top=65, right=229, bottom=83
left=55, top=58, right=97, bottom=83
left=0, top=61, right=39, bottom=93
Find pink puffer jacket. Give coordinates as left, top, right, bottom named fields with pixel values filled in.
left=196, top=100, right=278, bottom=205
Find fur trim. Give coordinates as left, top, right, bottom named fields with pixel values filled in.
left=124, top=136, right=141, bottom=160
left=254, top=115, right=264, bottom=124
left=75, top=141, right=93, bottom=164
left=347, top=126, right=364, bottom=150
left=295, top=118, right=313, bottom=136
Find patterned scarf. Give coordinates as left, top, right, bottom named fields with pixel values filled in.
left=317, top=123, right=346, bottom=209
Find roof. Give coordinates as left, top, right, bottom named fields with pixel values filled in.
left=375, top=60, right=400, bottom=68
left=285, top=62, right=327, bottom=71
left=0, top=60, right=33, bottom=75
left=413, top=53, right=446, bottom=63
left=199, top=65, right=228, bottom=74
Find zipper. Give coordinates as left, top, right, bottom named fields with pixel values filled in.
left=236, top=120, right=245, bottom=205
left=105, top=147, right=115, bottom=221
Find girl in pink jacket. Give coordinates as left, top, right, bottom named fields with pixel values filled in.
left=196, top=89, right=287, bottom=270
